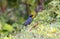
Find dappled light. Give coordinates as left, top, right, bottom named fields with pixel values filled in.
left=0, top=0, right=60, bottom=39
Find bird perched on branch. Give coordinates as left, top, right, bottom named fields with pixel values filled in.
left=23, top=15, right=33, bottom=26
left=23, top=10, right=37, bottom=26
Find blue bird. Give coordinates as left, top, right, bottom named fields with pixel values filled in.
left=23, top=15, right=33, bottom=26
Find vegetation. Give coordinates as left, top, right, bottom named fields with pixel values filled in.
left=0, top=0, right=60, bottom=39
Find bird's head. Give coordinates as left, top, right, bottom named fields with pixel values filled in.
left=29, top=15, right=33, bottom=17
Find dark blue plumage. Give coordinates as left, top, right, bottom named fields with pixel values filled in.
left=23, top=15, right=33, bottom=26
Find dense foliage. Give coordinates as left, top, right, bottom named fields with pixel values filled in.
left=0, top=0, right=60, bottom=39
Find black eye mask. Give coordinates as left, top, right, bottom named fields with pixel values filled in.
left=29, top=15, right=33, bottom=17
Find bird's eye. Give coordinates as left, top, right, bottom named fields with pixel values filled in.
left=29, top=15, right=33, bottom=17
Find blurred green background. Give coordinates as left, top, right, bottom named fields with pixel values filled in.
left=0, top=0, right=60, bottom=39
